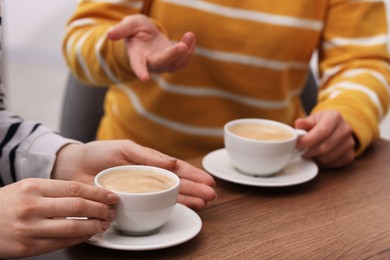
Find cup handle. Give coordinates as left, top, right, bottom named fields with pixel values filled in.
left=293, top=129, right=308, bottom=157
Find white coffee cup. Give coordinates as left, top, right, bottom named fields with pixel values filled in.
left=95, top=165, right=180, bottom=236
left=224, top=118, right=307, bottom=177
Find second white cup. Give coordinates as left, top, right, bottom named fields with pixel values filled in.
left=224, top=118, right=307, bottom=177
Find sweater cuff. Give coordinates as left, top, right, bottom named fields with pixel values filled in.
left=311, top=103, right=379, bottom=156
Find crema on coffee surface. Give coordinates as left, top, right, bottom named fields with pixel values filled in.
left=99, top=171, right=175, bottom=193
left=229, top=123, right=293, bottom=141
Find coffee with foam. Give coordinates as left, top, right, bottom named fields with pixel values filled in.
left=229, top=122, right=293, bottom=141
left=99, top=170, right=176, bottom=194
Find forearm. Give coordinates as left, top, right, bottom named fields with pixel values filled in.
left=0, top=110, right=77, bottom=185
left=316, top=0, right=390, bottom=155
left=62, top=1, right=140, bottom=86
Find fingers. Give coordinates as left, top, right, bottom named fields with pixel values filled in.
left=312, top=136, right=355, bottom=168
left=181, top=32, right=196, bottom=46
left=294, top=116, right=315, bottom=132
left=295, top=117, right=316, bottom=150
left=107, top=20, right=135, bottom=41
left=298, top=115, right=337, bottom=150
left=119, top=140, right=178, bottom=169
left=128, top=47, right=150, bottom=81
left=177, top=178, right=217, bottom=210
left=16, top=180, right=116, bottom=236
left=172, top=32, right=196, bottom=68
left=178, top=194, right=209, bottom=210
left=180, top=178, right=217, bottom=201
left=304, top=133, right=355, bottom=167
left=147, top=31, right=196, bottom=73
left=303, top=120, right=352, bottom=158
left=40, top=197, right=116, bottom=221
left=108, top=14, right=195, bottom=80
left=35, top=180, right=118, bottom=205
left=297, top=110, right=356, bottom=168
left=107, top=14, right=149, bottom=40
left=174, top=160, right=216, bottom=187
left=124, top=29, right=195, bottom=80
left=147, top=43, right=189, bottom=71
left=31, top=218, right=111, bottom=238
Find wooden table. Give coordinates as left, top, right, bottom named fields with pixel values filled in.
left=20, top=139, right=390, bottom=259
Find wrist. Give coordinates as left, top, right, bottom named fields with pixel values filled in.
left=51, top=143, right=82, bottom=180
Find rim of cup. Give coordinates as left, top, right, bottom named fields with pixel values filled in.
left=95, top=165, right=180, bottom=196
left=224, top=118, right=297, bottom=143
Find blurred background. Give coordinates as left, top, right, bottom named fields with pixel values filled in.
left=3, top=0, right=75, bottom=131
left=2, top=0, right=390, bottom=140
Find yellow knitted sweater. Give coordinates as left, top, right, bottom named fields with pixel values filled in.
left=63, top=0, right=390, bottom=159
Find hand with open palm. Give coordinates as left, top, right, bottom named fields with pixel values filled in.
left=108, top=14, right=196, bottom=81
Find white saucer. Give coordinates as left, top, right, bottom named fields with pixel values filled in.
left=202, top=149, right=318, bottom=187
left=87, top=204, right=201, bottom=251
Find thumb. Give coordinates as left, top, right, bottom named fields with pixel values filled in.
left=294, top=116, right=315, bottom=131
left=107, top=22, right=137, bottom=41
left=294, top=117, right=315, bottom=150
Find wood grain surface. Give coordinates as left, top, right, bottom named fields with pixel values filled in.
left=18, top=139, right=390, bottom=260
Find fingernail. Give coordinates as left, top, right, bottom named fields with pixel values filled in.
left=101, top=221, right=111, bottom=231
left=108, top=209, right=116, bottom=220
left=107, top=193, right=119, bottom=204
left=162, top=154, right=177, bottom=162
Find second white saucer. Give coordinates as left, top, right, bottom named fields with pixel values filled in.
left=202, top=148, right=318, bottom=187
left=87, top=204, right=202, bottom=251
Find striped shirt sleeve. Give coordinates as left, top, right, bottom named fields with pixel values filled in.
left=0, top=111, right=76, bottom=185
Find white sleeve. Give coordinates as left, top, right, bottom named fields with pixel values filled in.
left=0, top=110, right=79, bottom=185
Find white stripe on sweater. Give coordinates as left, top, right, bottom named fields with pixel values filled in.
left=162, top=0, right=323, bottom=31
left=75, top=29, right=98, bottom=84
left=152, top=75, right=301, bottom=109
left=322, top=81, right=384, bottom=119
left=79, top=0, right=142, bottom=8
left=324, top=34, right=388, bottom=49
left=195, top=46, right=308, bottom=70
